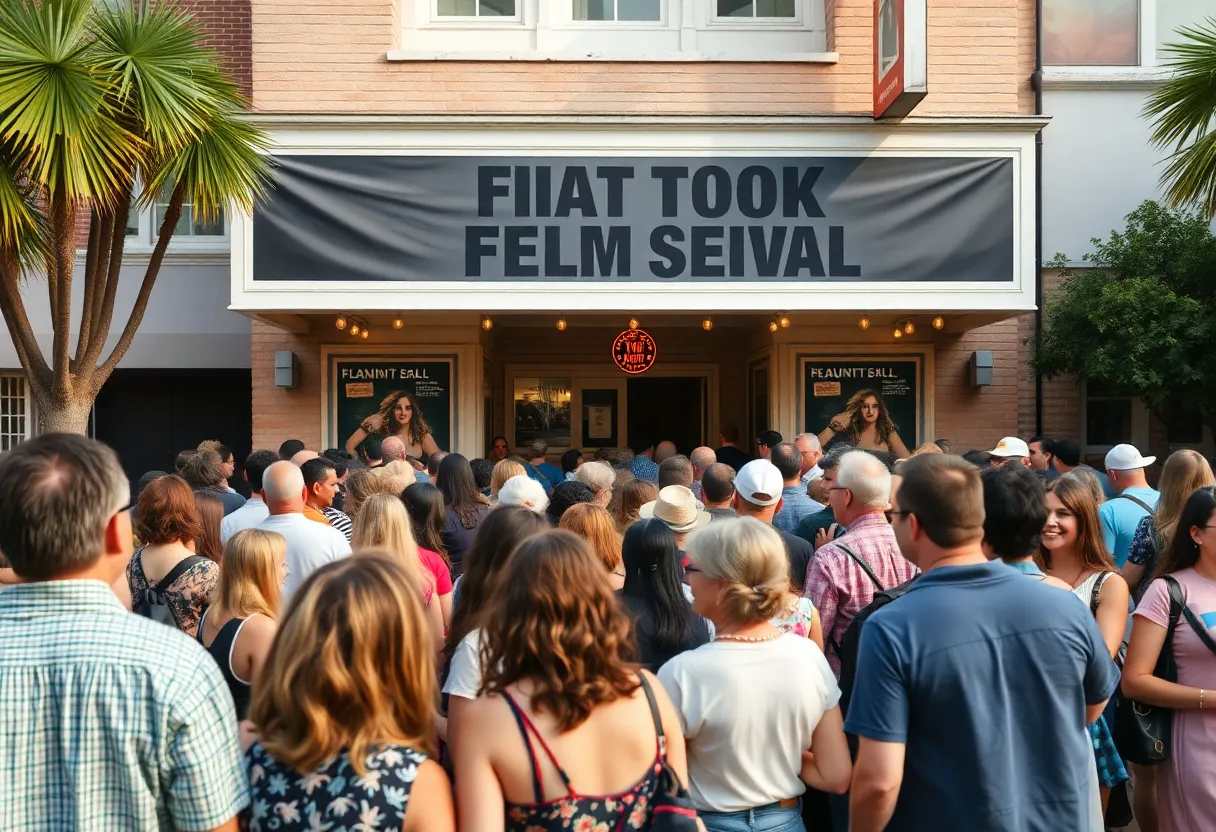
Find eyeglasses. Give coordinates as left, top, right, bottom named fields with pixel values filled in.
left=685, top=565, right=703, bottom=574
left=827, top=486, right=850, bottom=493
left=888, top=510, right=912, bottom=519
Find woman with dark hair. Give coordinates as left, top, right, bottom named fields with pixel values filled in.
left=403, top=482, right=456, bottom=627
left=439, top=454, right=492, bottom=576
left=817, top=389, right=910, bottom=458
left=193, top=492, right=225, bottom=563
left=128, top=475, right=218, bottom=635
left=1041, top=475, right=1131, bottom=809
left=182, top=450, right=247, bottom=515
left=442, top=505, right=550, bottom=738
left=452, top=530, right=694, bottom=831
left=619, top=518, right=711, bottom=672
left=1123, top=486, right=1216, bottom=832
left=344, top=389, right=443, bottom=463
left=560, top=449, right=583, bottom=481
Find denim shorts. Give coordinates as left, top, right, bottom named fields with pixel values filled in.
left=700, top=799, right=806, bottom=832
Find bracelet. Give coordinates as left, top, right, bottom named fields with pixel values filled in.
left=1201, top=689, right=1207, bottom=710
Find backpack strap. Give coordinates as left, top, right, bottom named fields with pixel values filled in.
left=155, top=555, right=207, bottom=594
left=1166, top=576, right=1216, bottom=658
left=837, top=542, right=885, bottom=593
left=637, top=674, right=667, bottom=760
left=1112, top=493, right=1154, bottom=514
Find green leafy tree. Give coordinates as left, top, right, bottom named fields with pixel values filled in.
left=1144, top=18, right=1216, bottom=218
left=0, top=0, right=268, bottom=433
left=1034, top=201, right=1216, bottom=440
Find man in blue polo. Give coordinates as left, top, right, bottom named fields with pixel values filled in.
left=1099, top=443, right=1160, bottom=567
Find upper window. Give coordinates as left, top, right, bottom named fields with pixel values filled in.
left=717, top=0, right=794, bottom=18
left=123, top=184, right=226, bottom=246
left=574, top=0, right=660, bottom=22
left=0, top=375, right=30, bottom=452
left=1043, top=0, right=1139, bottom=66
left=437, top=0, right=515, bottom=16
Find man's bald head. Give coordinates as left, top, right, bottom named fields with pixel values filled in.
left=690, top=446, right=716, bottom=476
left=381, top=435, right=407, bottom=463
left=290, top=449, right=318, bottom=467
left=263, top=461, right=306, bottom=514
left=700, top=462, right=736, bottom=508
left=655, top=441, right=678, bottom=463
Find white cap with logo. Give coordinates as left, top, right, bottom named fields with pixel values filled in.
left=986, top=437, right=1030, bottom=458
left=1104, top=443, right=1156, bottom=472
left=734, top=459, right=785, bottom=507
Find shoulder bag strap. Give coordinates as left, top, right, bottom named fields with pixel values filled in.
left=637, top=674, right=667, bottom=760
left=837, top=542, right=885, bottom=593
left=1089, top=572, right=1111, bottom=615
left=1112, top=493, right=1154, bottom=514
left=155, top=554, right=207, bottom=594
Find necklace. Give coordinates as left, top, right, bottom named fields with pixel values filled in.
left=715, top=632, right=781, bottom=643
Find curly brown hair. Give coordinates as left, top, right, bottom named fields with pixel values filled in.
left=135, top=475, right=202, bottom=546
left=837, top=388, right=899, bottom=446
left=478, top=530, right=640, bottom=732
left=363, top=390, right=432, bottom=449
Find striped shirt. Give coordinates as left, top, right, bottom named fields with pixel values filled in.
left=0, top=580, right=249, bottom=830
left=321, top=507, right=353, bottom=541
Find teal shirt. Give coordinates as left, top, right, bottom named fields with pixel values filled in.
left=0, top=580, right=249, bottom=830
left=1099, top=488, right=1160, bottom=567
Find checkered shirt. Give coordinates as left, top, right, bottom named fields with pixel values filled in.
left=804, top=512, right=919, bottom=678
left=0, top=580, right=249, bottom=830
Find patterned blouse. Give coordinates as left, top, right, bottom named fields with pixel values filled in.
left=1126, top=516, right=1160, bottom=602
left=125, top=549, right=219, bottom=636
left=771, top=595, right=817, bottom=639
left=246, top=742, right=428, bottom=832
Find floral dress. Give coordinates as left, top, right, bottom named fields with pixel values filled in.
left=770, top=595, right=817, bottom=639
left=246, top=741, right=427, bottom=831
left=125, top=549, right=218, bottom=636
left=1126, top=516, right=1160, bottom=602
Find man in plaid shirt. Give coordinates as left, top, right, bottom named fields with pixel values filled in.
left=804, top=450, right=918, bottom=678
left=0, top=434, right=248, bottom=831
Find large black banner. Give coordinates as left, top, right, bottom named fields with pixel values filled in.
left=253, top=155, right=1014, bottom=284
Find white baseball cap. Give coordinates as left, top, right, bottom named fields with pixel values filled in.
left=1105, top=443, right=1156, bottom=472
left=734, top=460, right=784, bottom=507
left=987, top=437, right=1030, bottom=458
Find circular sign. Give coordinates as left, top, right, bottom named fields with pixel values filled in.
left=612, top=329, right=657, bottom=374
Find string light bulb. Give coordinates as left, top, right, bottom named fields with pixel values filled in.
left=904, top=320, right=915, bottom=335
left=392, top=316, right=404, bottom=330
left=702, top=317, right=713, bottom=331
left=556, top=317, right=568, bottom=331
left=858, top=315, right=871, bottom=330
left=335, top=315, right=347, bottom=330
left=480, top=315, right=493, bottom=331
left=932, top=316, right=945, bottom=330
left=629, top=317, right=639, bottom=330
left=779, top=315, right=791, bottom=329
left=768, top=319, right=779, bottom=333
left=893, top=327, right=903, bottom=339
left=360, top=327, right=370, bottom=339
left=349, top=323, right=360, bottom=336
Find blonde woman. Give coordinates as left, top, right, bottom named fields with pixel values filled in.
left=247, top=555, right=454, bottom=832
left=559, top=502, right=625, bottom=589
left=343, top=467, right=379, bottom=520
left=352, top=493, right=446, bottom=651
left=663, top=517, right=851, bottom=830
left=196, top=529, right=286, bottom=721
left=490, top=458, right=528, bottom=501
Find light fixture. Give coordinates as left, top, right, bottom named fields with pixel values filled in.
left=392, top=316, right=404, bottom=330
left=858, top=315, right=871, bottom=330
left=556, top=317, right=568, bottom=331
left=360, top=327, right=370, bottom=339
left=629, top=317, right=639, bottom=330
left=480, top=315, right=493, bottom=331
left=335, top=315, right=347, bottom=330
left=893, top=327, right=903, bottom=339
left=904, top=320, right=915, bottom=335
left=768, top=319, right=779, bottom=333
left=350, top=323, right=360, bottom=336
left=932, top=316, right=945, bottom=330
left=779, top=314, right=791, bottom=329
left=702, top=317, right=713, bottom=331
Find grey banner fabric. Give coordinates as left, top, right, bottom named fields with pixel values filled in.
left=252, top=155, right=1014, bottom=284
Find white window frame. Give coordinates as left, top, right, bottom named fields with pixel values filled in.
left=392, top=0, right=833, bottom=62
left=0, top=374, right=33, bottom=450
left=122, top=184, right=229, bottom=253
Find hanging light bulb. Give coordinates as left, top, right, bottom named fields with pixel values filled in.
left=768, top=319, right=779, bottom=333
left=392, top=316, right=404, bottom=330
left=556, top=317, right=568, bottom=331
left=932, top=316, right=945, bottom=330
left=779, top=315, right=791, bottom=329
left=480, top=315, right=493, bottom=331
left=858, top=315, right=871, bottom=330
left=361, top=327, right=370, bottom=339
left=335, top=315, right=348, bottom=330
left=904, top=320, right=915, bottom=335
left=893, top=327, right=903, bottom=339
left=702, top=317, right=713, bottom=331
left=629, top=317, right=639, bottom=330
left=350, top=323, right=360, bottom=336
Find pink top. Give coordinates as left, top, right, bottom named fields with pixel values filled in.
left=419, top=547, right=454, bottom=602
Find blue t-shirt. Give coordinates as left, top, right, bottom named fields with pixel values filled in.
left=845, top=561, right=1118, bottom=832
left=532, top=461, right=564, bottom=489
left=1099, top=487, right=1160, bottom=567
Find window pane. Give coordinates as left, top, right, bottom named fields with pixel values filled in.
left=618, top=0, right=659, bottom=20
left=756, top=0, right=794, bottom=17
left=191, top=209, right=225, bottom=236
left=1157, top=0, right=1209, bottom=58
left=437, top=0, right=476, bottom=15
left=1164, top=407, right=1204, bottom=445
left=1086, top=398, right=1133, bottom=447
left=480, top=0, right=515, bottom=15
left=1043, top=0, right=1139, bottom=66
left=573, top=0, right=613, bottom=19
left=717, top=0, right=752, bottom=17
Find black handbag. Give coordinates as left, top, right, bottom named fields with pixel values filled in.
left=1113, top=576, right=1187, bottom=765
left=637, top=675, right=699, bottom=831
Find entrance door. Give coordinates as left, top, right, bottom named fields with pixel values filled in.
left=627, top=376, right=706, bottom=456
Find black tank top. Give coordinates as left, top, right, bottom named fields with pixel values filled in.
left=196, top=609, right=252, bottom=720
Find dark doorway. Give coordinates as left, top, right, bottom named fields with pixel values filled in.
left=92, top=369, right=253, bottom=502
left=627, top=376, right=706, bottom=457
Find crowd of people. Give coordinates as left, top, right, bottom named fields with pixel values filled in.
left=0, top=422, right=1214, bottom=832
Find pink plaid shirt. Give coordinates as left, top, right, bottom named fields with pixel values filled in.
left=803, top=512, right=919, bottom=677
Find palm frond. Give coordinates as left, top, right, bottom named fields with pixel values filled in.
left=0, top=139, right=48, bottom=271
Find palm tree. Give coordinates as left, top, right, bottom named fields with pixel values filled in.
left=1145, top=18, right=1216, bottom=220
left=0, top=0, right=269, bottom=433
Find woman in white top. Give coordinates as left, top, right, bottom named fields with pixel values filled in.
left=659, top=517, right=851, bottom=832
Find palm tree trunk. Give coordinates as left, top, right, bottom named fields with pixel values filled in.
left=29, top=387, right=92, bottom=435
